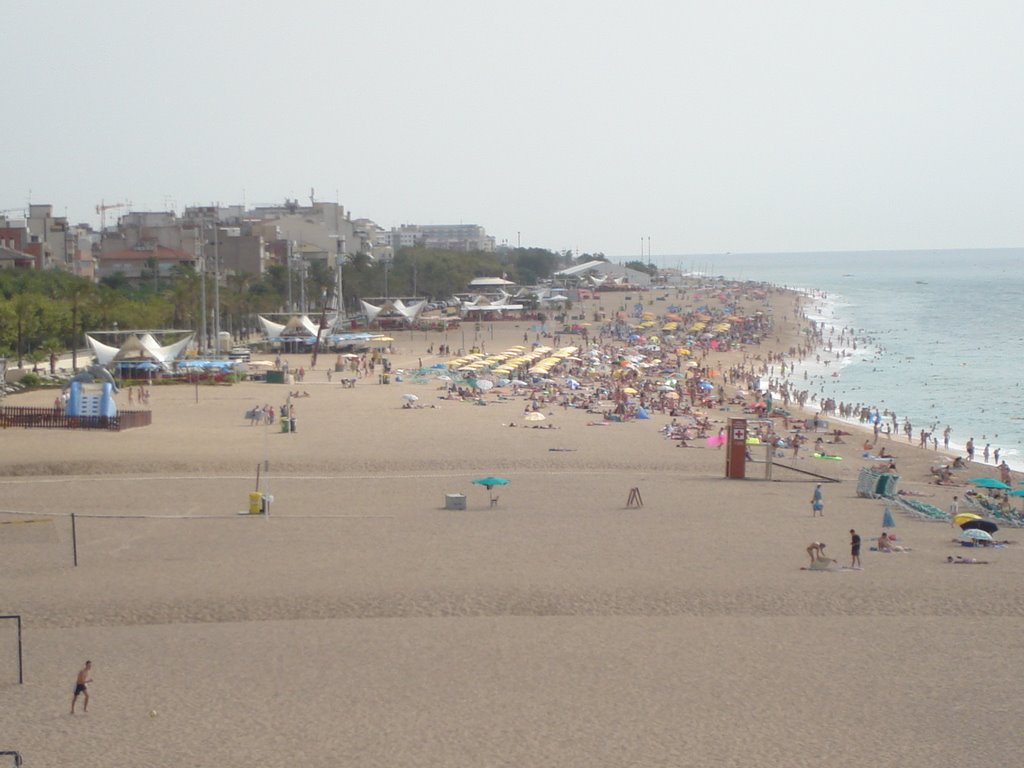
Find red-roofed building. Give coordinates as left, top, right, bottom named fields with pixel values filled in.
left=96, top=244, right=196, bottom=283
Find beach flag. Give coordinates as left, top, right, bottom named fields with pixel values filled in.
left=882, top=505, right=895, bottom=528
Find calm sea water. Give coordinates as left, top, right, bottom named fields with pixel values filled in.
left=672, top=249, right=1024, bottom=470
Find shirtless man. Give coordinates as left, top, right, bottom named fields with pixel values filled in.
left=71, top=660, right=92, bottom=714
left=807, top=541, right=826, bottom=565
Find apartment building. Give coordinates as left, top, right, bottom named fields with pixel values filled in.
left=389, top=224, right=495, bottom=253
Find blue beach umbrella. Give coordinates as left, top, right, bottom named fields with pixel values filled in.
left=960, top=529, right=993, bottom=542
left=471, top=476, right=510, bottom=504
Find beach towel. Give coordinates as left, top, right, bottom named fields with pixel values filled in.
left=809, top=557, right=837, bottom=571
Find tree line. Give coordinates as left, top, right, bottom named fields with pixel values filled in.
left=0, top=246, right=596, bottom=369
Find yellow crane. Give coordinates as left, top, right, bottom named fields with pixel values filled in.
left=95, top=200, right=131, bottom=234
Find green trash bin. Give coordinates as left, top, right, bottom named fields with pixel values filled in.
left=280, top=418, right=290, bottom=433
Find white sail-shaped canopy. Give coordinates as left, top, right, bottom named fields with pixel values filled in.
left=87, top=332, right=195, bottom=368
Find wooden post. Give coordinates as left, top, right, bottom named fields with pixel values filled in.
left=71, top=512, right=78, bottom=567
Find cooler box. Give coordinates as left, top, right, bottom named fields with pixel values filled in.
left=445, top=493, right=466, bottom=510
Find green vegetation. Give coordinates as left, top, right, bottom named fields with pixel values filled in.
left=0, top=246, right=570, bottom=365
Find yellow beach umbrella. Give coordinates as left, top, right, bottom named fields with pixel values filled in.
left=622, top=387, right=638, bottom=395
left=953, top=513, right=982, bottom=527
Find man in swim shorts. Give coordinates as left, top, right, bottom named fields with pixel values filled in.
left=807, top=541, right=826, bottom=565
left=850, top=529, right=861, bottom=568
left=71, top=660, right=92, bottom=714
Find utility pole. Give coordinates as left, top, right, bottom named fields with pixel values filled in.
left=198, top=220, right=207, bottom=355
left=334, top=236, right=346, bottom=324
left=287, top=240, right=293, bottom=313
left=213, top=218, right=221, bottom=356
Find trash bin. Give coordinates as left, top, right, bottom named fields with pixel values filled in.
left=280, top=418, right=290, bottom=433
left=445, top=493, right=466, bottom=510
left=248, top=491, right=263, bottom=514
left=290, top=416, right=297, bottom=433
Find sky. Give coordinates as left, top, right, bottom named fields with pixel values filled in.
left=3, top=0, right=1023, bottom=258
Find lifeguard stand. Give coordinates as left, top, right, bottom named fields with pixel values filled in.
left=725, top=417, right=776, bottom=480
left=725, top=418, right=748, bottom=478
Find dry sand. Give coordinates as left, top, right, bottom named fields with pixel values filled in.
left=2, top=288, right=1022, bottom=767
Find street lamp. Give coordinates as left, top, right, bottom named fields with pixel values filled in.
left=329, top=235, right=346, bottom=325
left=213, top=225, right=221, bottom=357
left=286, top=240, right=294, bottom=313
left=382, top=252, right=393, bottom=300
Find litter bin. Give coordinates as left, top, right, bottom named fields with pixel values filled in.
left=280, top=418, right=290, bottom=433
left=248, top=491, right=263, bottom=514
left=290, top=416, right=297, bottom=433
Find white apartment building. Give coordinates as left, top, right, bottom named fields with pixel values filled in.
left=389, top=224, right=495, bottom=253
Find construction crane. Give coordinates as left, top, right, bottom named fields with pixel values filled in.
left=95, top=200, right=131, bottom=234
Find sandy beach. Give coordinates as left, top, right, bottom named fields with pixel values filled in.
left=2, top=285, right=1023, bottom=767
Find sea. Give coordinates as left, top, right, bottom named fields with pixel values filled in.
left=671, top=249, right=1024, bottom=471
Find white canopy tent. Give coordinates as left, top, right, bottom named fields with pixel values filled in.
left=86, top=332, right=194, bottom=369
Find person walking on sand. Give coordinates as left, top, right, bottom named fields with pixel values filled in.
left=811, top=483, right=824, bottom=517
left=949, top=495, right=959, bottom=526
left=850, top=529, right=862, bottom=569
left=71, top=660, right=92, bottom=714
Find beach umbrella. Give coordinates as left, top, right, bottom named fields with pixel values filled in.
left=969, top=478, right=1011, bottom=490
left=882, top=505, right=896, bottom=528
left=475, top=379, right=494, bottom=391
left=401, top=393, right=418, bottom=402
left=472, top=476, right=510, bottom=488
left=960, top=529, right=993, bottom=542
left=471, top=476, right=510, bottom=504
left=524, top=412, right=546, bottom=422
left=1007, top=489, right=1024, bottom=497
left=953, top=513, right=982, bottom=526
left=509, top=379, right=528, bottom=387
left=960, top=519, right=999, bottom=534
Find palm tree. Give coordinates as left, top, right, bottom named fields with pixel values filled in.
left=12, top=293, right=40, bottom=369
left=60, top=278, right=96, bottom=372
left=167, top=265, right=201, bottom=331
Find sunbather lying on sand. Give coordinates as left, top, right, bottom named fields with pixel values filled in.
left=947, top=556, right=989, bottom=564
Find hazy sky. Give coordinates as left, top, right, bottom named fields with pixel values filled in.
left=4, top=0, right=1022, bottom=257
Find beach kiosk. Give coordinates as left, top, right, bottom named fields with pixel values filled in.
left=725, top=418, right=747, bottom=479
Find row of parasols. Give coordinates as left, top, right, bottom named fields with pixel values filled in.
left=953, top=476, right=1023, bottom=541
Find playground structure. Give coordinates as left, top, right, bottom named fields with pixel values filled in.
left=64, top=379, right=117, bottom=420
